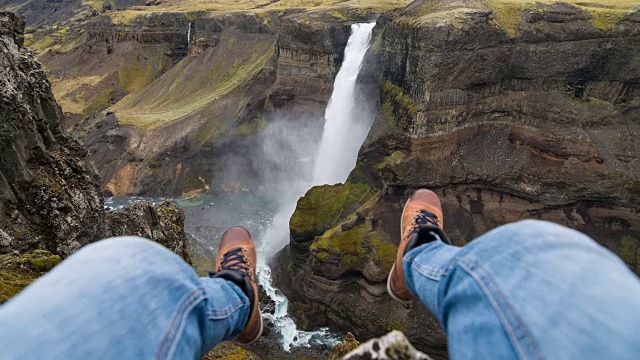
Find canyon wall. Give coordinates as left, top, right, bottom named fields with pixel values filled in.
left=275, top=0, right=640, bottom=357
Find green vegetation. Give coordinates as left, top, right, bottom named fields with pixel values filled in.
left=83, top=89, right=114, bottom=118
left=485, top=0, right=638, bottom=37
left=112, top=32, right=276, bottom=131
left=202, top=341, right=259, bottom=360
left=381, top=80, right=421, bottom=130
left=396, top=0, right=637, bottom=37
left=290, top=181, right=373, bottom=238
left=619, top=236, right=640, bottom=272
left=311, top=224, right=397, bottom=272
left=234, top=116, right=269, bottom=137
left=0, top=250, right=61, bottom=303
left=375, top=151, right=406, bottom=171
left=17, top=250, right=61, bottom=273
left=118, top=59, right=157, bottom=94
left=0, top=269, right=34, bottom=304
left=329, top=332, right=359, bottom=360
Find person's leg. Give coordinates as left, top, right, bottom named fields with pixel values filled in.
left=404, top=220, right=640, bottom=359
left=0, top=236, right=250, bottom=360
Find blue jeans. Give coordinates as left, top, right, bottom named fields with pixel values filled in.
left=405, top=220, right=640, bottom=359
left=1, top=221, right=639, bottom=359
left=0, top=237, right=249, bottom=359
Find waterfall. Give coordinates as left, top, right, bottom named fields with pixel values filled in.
left=256, top=22, right=377, bottom=351
left=313, top=22, right=376, bottom=185
left=187, top=22, right=192, bottom=49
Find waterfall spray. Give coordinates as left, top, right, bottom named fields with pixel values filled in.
left=256, top=22, right=377, bottom=351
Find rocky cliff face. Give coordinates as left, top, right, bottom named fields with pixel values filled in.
left=0, top=12, right=189, bottom=260
left=275, top=0, right=640, bottom=357
left=0, top=11, right=108, bottom=257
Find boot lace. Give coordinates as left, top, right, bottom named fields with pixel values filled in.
left=413, top=209, right=439, bottom=229
left=209, top=247, right=251, bottom=279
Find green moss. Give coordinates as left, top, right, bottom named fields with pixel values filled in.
left=290, top=182, right=374, bottom=239
left=0, top=250, right=60, bottom=303
left=202, top=342, right=259, bottom=360
left=312, top=225, right=367, bottom=266
left=369, top=231, right=397, bottom=273
left=190, top=256, right=213, bottom=277
left=314, top=251, right=330, bottom=261
left=381, top=80, right=421, bottom=131
left=234, top=116, right=269, bottom=137
left=0, top=270, right=34, bottom=304
left=118, top=58, right=156, bottom=94
left=18, top=251, right=61, bottom=273
left=329, top=332, right=359, bottom=360
left=83, top=89, right=114, bottom=118
left=619, top=236, right=640, bottom=271
left=375, top=151, right=406, bottom=171
left=311, top=225, right=397, bottom=271
left=486, top=0, right=536, bottom=38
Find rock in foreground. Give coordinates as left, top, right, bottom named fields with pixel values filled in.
left=106, top=200, right=191, bottom=263
left=342, top=331, right=431, bottom=360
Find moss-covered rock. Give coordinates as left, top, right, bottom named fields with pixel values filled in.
left=202, top=342, right=259, bottom=360
left=0, top=250, right=60, bottom=303
left=310, top=223, right=397, bottom=281
left=290, top=182, right=374, bottom=243
left=329, top=332, right=359, bottom=360
left=381, top=80, right=421, bottom=132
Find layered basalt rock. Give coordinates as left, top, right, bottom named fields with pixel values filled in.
left=275, top=0, right=640, bottom=357
left=0, top=11, right=107, bottom=257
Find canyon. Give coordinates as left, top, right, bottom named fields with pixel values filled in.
left=1, top=0, right=639, bottom=359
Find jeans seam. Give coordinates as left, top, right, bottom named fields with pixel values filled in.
left=156, top=288, right=207, bottom=360
left=207, top=298, right=249, bottom=320
left=458, top=258, right=544, bottom=360
left=412, top=261, right=447, bottom=281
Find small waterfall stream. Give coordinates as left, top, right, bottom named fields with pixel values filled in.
left=256, top=22, right=377, bottom=351
left=187, top=22, right=192, bottom=50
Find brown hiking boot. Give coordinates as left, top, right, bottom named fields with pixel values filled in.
left=211, top=226, right=263, bottom=344
left=387, top=189, right=450, bottom=307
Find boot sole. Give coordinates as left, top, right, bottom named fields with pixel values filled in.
left=238, top=314, right=264, bottom=345
left=386, top=195, right=413, bottom=306
left=387, top=263, right=414, bottom=307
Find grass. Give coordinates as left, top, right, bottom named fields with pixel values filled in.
left=104, top=0, right=411, bottom=24
left=111, top=31, right=276, bottom=130
left=396, top=0, right=638, bottom=37
left=118, top=58, right=157, bottom=94
left=83, top=88, right=114, bottom=118
left=485, top=0, right=639, bottom=37
left=234, top=116, right=269, bottom=136
left=50, top=75, right=105, bottom=115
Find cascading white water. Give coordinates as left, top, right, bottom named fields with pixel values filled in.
left=187, top=22, right=192, bottom=49
left=256, top=22, right=377, bottom=351
left=313, top=22, right=376, bottom=185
